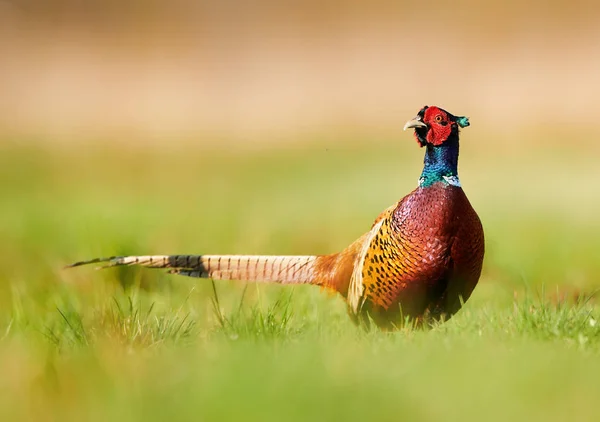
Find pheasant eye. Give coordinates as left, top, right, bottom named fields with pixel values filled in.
left=435, top=115, right=443, bottom=123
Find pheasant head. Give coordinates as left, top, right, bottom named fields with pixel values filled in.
left=404, top=106, right=470, bottom=187
left=404, top=105, right=470, bottom=147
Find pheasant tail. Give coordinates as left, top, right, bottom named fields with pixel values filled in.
left=66, top=208, right=393, bottom=299
left=66, top=254, right=336, bottom=286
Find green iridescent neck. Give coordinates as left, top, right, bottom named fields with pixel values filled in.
left=419, top=136, right=460, bottom=188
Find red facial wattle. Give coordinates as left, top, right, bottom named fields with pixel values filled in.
left=423, top=107, right=454, bottom=146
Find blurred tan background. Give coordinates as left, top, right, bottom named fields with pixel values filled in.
left=1, top=0, right=599, bottom=145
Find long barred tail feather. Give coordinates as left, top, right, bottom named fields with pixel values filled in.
left=66, top=254, right=321, bottom=285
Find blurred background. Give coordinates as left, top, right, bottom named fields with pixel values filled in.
left=1, top=0, right=599, bottom=143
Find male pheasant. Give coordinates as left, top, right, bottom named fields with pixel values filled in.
left=68, top=106, right=484, bottom=328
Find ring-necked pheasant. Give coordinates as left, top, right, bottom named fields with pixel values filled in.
left=68, top=106, right=484, bottom=328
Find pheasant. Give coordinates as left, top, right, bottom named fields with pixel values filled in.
left=68, top=106, right=484, bottom=328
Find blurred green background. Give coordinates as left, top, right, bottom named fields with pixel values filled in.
left=1, top=1, right=600, bottom=421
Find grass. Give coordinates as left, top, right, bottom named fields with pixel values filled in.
left=0, top=134, right=599, bottom=421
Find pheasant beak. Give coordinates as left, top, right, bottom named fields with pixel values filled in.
left=403, top=117, right=427, bottom=131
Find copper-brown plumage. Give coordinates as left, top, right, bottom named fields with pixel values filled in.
left=67, top=105, right=484, bottom=329
left=349, top=183, right=484, bottom=327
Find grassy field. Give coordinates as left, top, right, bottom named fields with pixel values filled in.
left=1, top=133, right=599, bottom=421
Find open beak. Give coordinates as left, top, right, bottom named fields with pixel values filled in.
left=403, top=117, right=427, bottom=131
